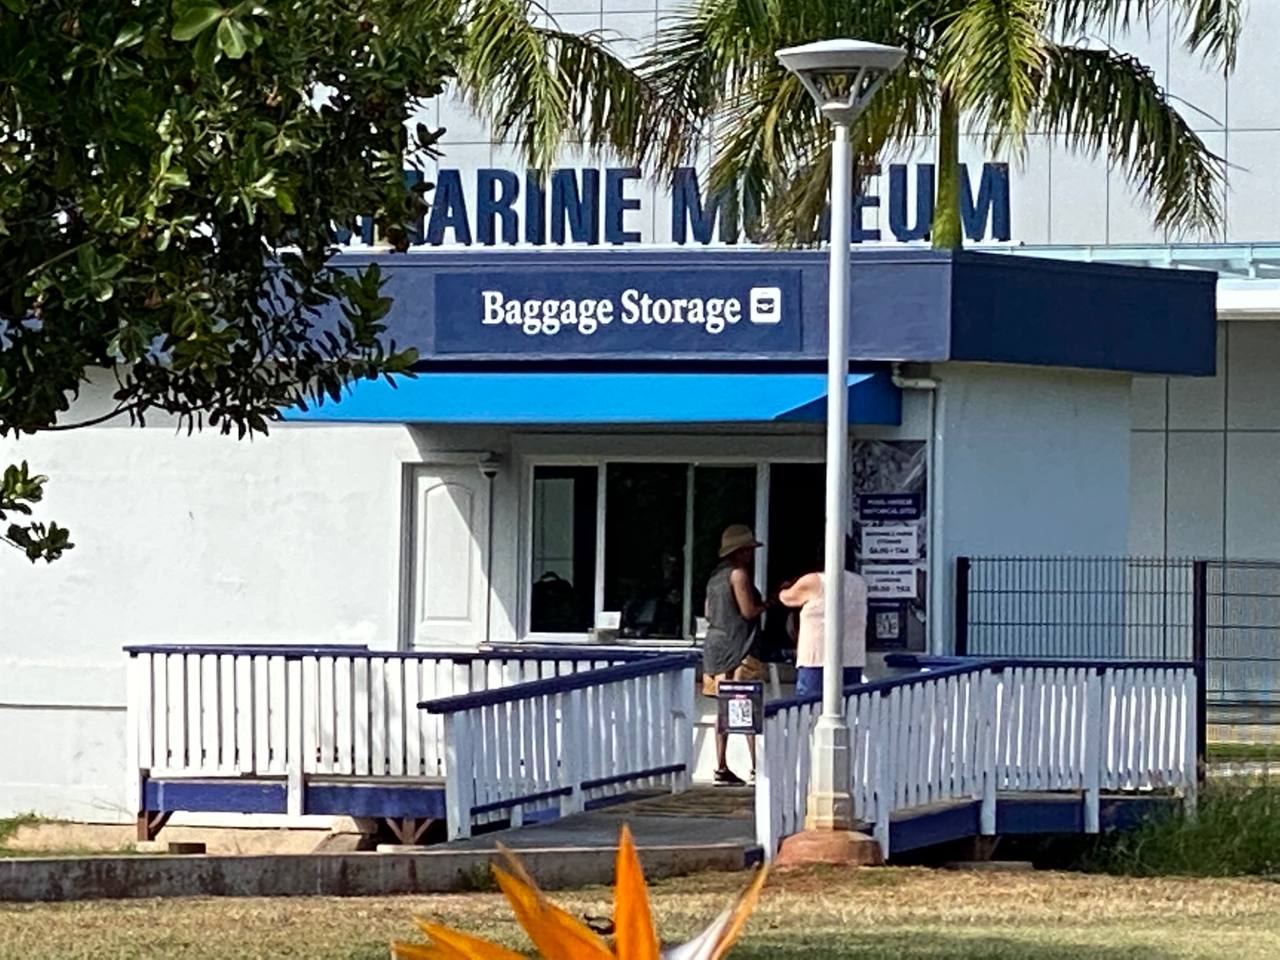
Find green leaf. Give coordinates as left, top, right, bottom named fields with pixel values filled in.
left=0, top=0, right=28, bottom=12
left=171, top=5, right=223, bottom=42
left=114, top=23, right=145, bottom=49
left=216, top=16, right=247, bottom=59
left=274, top=186, right=295, bottom=214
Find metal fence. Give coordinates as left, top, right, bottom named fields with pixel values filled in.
left=957, top=556, right=1280, bottom=706
left=1204, top=561, right=1280, bottom=710
left=955, top=555, right=1280, bottom=758
left=956, top=556, right=1199, bottom=661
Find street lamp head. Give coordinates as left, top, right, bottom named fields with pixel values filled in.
left=775, top=39, right=907, bottom=124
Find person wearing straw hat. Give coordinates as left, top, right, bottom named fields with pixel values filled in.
left=702, top=523, right=767, bottom=785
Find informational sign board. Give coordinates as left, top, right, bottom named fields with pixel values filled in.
left=852, top=448, right=928, bottom=652
left=864, top=565, right=919, bottom=600
left=862, top=524, right=918, bottom=562
left=716, top=681, right=764, bottom=735
left=858, top=493, right=923, bottom=521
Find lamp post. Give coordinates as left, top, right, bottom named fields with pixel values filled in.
left=776, top=39, right=905, bottom=834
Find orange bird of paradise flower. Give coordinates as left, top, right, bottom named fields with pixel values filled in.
left=393, top=825, right=768, bottom=960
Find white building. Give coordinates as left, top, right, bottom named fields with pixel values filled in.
left=2, top=5, right=1272, bottom=822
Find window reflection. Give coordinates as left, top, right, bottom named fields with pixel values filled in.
left=605, top=463, right=687, bottom=639
left=530, top=461, right=761, bottom=641
left=530, top=466, right=597, bottom=633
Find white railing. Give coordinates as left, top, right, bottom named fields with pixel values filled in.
left=756, top=658, right=1199, bottom=859
left=124, top=644, right=645, bottom=817
left=425, top=653, right=699, bottom=840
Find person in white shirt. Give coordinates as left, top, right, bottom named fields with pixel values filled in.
left=779, top=549, right=868, bottom=700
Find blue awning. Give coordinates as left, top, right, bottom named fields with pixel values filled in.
left=282, top=371, right=901, bottom=425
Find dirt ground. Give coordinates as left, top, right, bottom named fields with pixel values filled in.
left=3, top=865, right=1280, bottom=959
left=3, top=820, right=338, bottom=856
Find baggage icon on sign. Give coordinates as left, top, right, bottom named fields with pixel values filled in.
left=749, top=287, right=782, bottom=324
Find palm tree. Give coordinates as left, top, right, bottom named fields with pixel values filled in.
left=452, top=0, right=1243, bottom=250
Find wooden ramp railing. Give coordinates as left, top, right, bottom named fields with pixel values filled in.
left=124, top=644, right=659, bottom=820
left=423, top=653, right=699, bottom=839
left=756, top=657, right=1199, bottom=859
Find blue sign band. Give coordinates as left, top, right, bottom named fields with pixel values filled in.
left=434, top=268, right=804, bottom=355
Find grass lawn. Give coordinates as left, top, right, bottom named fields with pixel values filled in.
left=1207, top=741, right=1280, bottom=764
left=3, top=866, right=1280, bottom=959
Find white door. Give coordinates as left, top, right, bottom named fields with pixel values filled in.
left=406, top=465, right=490, bottom=648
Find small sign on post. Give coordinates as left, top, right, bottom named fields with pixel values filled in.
left=716, top=681, right=764, bottom=735
left=862, top=524, right=919, bottom=562
left=864, top=565, right=920, bottom=599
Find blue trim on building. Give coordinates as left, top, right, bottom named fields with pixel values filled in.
left=144, top=779, right=286, bottom=815
left=142, top=778, right=448, bottom=819
left=282, top=371, right=902, bottom=425
left=996, top=796, right=1085, bottom=835
left=327, top=248, right=1216, bottom=377
left=304, top=783, right=447, bottom=819
left=948, top=253, right=1218, bottom=376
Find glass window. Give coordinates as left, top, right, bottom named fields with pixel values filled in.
left=605, top=463, right=688, bottom=640
left=766, top=463, right=826, bottom=595
left=530, top=460, right=762, bottom=641
left=690, top=466, right=758, bottom=631
left=530, top=466, right=597, bottom=633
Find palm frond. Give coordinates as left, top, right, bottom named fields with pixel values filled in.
left=939, top=0, right=1049, bottom=157
left=1038, top=42, right=1224, bottom=234
left=1052, top=0, right=1243, bottom=68
left=635, top=0, right=935, bottom=174
left=631, top=9, right=726, bottom=173
left=555, top=29, right=665, bottom=165
left=457, top=0, right=659, bottom=169
left=705, top=60, right=935, bottom=246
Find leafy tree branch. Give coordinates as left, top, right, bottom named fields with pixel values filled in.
left=0, top=0, right=461, bottom=560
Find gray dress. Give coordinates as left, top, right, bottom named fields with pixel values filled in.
left=702, top=560, right=761, bottom=676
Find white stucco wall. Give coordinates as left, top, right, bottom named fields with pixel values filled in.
left=1130, top=318, right=1280, bottom=561
left=935, top=364, right=1134, bottom=645
left=0, top=404, right=523, bottom=820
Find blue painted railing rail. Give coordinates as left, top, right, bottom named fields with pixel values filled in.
left=123, top=642, right=667, bottom=662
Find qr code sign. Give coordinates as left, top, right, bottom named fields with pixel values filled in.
left=728, top=698, right=753, bottom=729
left=876, top=611, right=898, bottom=639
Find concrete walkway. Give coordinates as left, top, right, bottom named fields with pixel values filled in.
left=0, top=788, right=758, bottom=903
left=445, top=787, right=755, bottom=852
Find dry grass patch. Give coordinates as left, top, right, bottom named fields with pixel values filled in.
left=3, top=867, right=1280, bottom=959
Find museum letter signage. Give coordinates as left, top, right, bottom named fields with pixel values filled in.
left=434, top=268, right=803, bottom=355
left=337, top=163, right=1011, bottom=249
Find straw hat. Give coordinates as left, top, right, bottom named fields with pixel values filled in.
left=718, top=524, right=763, bottom=558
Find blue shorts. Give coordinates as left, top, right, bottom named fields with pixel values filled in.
left=795, top=666, right=863, bottom=700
